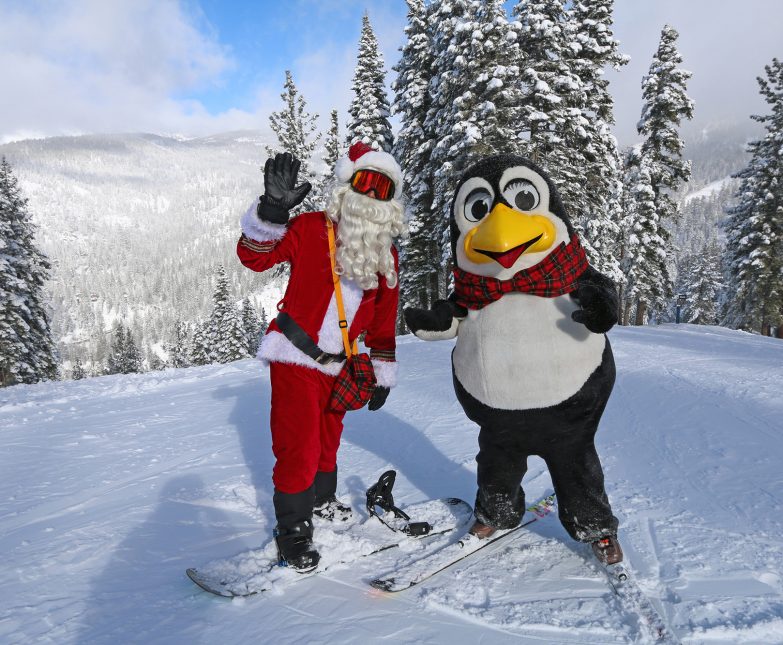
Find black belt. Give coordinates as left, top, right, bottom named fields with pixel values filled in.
left=276, top=312, right=347, bottom=365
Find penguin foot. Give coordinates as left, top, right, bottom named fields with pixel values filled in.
left=468, top=520, right=497, bottom=539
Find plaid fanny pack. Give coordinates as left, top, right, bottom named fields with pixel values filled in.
left=329, top=352, right=377, bottom=412
left=324, top=214, right=378, bottom=412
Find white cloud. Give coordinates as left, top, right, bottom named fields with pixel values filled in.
left=0, top=0, right=267, bottom=142
left=609, top=0, right=783, bottom=144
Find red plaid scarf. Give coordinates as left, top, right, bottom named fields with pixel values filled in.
left=454, top=234, right=588, bottom=310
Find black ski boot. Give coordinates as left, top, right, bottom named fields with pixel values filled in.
left=313, top=469, right=352, bottom=522
left=274, top=519, right=320, bottom=572
left=273, top=487, right=320, bottom=572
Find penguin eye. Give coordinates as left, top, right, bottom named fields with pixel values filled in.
left=464, top=188, right=493, bottom=222
left=503, top=179, right=540, bottom=212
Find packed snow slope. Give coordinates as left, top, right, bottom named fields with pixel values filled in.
left=1, top=324, right=781, bottom=644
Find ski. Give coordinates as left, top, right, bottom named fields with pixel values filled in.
left=187, top=496, right=472, bottom=598
left=370, top=493, right=557, bottom=592
left=600, top=562, right=681, bottom=644
left=370, top=494, right=679, bottom=644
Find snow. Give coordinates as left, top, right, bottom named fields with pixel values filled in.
left=682, top=178, right=733, bottom=205
left=1, top=325, right=782, bottom=643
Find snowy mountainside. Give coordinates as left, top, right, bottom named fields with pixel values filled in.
left=1, top=325, right=782, bottom=643
left=0, top=131, right=282, bottom=365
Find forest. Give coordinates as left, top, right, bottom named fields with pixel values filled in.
left=1, top=0, right=780, bottom=385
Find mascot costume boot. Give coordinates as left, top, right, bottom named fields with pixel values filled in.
left=405, top=154, right=622, bottom=565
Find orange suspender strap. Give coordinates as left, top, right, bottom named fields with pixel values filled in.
left=325, top=216, right=358, bottom=359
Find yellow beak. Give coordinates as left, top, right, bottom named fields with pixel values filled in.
left=464, top=203, right=556, bottom=268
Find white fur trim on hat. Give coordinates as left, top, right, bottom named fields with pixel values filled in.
left=335, top=143, right=403, bottom=199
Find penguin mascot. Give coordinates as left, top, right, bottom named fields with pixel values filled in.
left=404, top=154, right=623, bottom=564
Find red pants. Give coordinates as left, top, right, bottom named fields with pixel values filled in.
left=269, top=361, right=346, bottom=494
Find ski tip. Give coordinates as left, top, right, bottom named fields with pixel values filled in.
left=370, top=578, right=392, bottom=591
left=370, top=578, right=396, bottom=592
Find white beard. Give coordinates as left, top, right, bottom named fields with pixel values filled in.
left=327, top=186, right=407, bottom=290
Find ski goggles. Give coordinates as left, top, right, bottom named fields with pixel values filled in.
left=349, top=169, right=396, bottom=201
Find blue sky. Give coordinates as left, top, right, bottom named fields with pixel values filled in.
left=1, top=0, right=782, bottom=144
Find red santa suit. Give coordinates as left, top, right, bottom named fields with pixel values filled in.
left=237, top=204, right=399, bottom=494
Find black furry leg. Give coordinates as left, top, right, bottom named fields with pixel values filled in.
left=474, top=424, right=529, bottom=529
left=543, top=442, right=618, bottom=542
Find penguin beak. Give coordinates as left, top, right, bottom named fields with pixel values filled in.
left=464, top=203, right=556, bottom=269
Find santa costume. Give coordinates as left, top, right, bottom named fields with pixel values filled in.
left=237, top=143, right=405, bottom=570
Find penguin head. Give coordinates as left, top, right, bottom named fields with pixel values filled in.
left=450, top=155, right=575, bottom=279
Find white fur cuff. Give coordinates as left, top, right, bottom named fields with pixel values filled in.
left=240, top=200, right=287, bottom=242
left=373, top=360, right=398, bottom=388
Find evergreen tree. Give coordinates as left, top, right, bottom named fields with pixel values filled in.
left=623, top=25, right=693, bottom=323
left=0, top=157, right=58, bottom=386
left=346, top=14, right=394, bottom=152
left=424, top=0, right=475, bottom=289
left=426, top=0, right=524, bottom=287
left=106, top=322, right=127, bottom=375
left=241, top=297, right=261, bottom=356
left=267, top=71, right=322, bottom=213
left=680, top=241, right=723, bottom=325
left=124, top=327, right=143, bottom=373
left=189, top=320, right=212, bottom=366
left=619, top=147, right=671, bottom=325
left=71, top=357, right=85, bottom=380
left=566, top=0, right=627, bottom=283
left=512, top=0, right=580, bottom=164
left=209, top=266, right=249, bottom=364
left=392, top=0, right=439, bottom=309
left=637, top=25, right=694, bottom=224
left=723, top=59, right=783, bottom=335
left=167, top=320, right=191, bottom=369
left=323, top=109, right=343, bottom=175
left=148, top=349, right=166, bottom=372
left=259, top=306, right=269, bottom=335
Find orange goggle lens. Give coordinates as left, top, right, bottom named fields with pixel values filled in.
left=349, top=169, right=395, bottom=201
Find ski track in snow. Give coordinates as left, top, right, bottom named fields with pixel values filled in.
left=1, top=325, right=782, bottom=644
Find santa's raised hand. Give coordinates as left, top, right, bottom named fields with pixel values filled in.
left=257, top=152, right=312, bottom=225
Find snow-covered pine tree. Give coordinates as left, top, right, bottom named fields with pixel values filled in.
left=512, top=1, right=581, bottom=163
left=723, top=58, right=783, bottom=335
left=259, top=307, right=269, bottom=335
left=189, top=320, right=212, bottom=366
left=624, top=24, right=693, bottom=323
left=638, top=24, right=694, bottom=222
left=71, top=357, right=85, bottom=380
left=392, top=0, right=439, bottom=309
left=167, top=320, right=190, bottom=369
left=147, top=349, right=166, bottom=372
left=619, top=147, right=672, bottom=325
left=241, top=297, right=261, bottom=356
left=346, top=13, right=394, bottom=152
left=424, top=0, right=476, bottom=290
left=565, top=0, right=627, bottom=283
left=680, top=241, right=723, bottom=325
left=323, top=110, right=343, bottom=177
left=426, top=0, right=523, bottom=287
left=0, top=157, right=58, bottom=386
left=209, top=266, right=248, bottom=364
left=124, top=327, right=143, bottom=373
left=106, top=322, right=127, bottom=375
left=267, top=71, right=322, bottom=213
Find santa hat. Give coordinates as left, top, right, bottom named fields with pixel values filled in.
left=335, top=141, right=403, bottom=199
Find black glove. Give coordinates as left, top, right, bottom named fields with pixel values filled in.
left=571, top=281, right=619, bottom=334
left=256, top=152, right=312, bottom=225
left=404, top=299, right=465, bottom=334
left=368, top=385, right=390, bottom=411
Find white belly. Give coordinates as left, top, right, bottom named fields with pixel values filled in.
left=453, top=293, right=606, bottom=410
